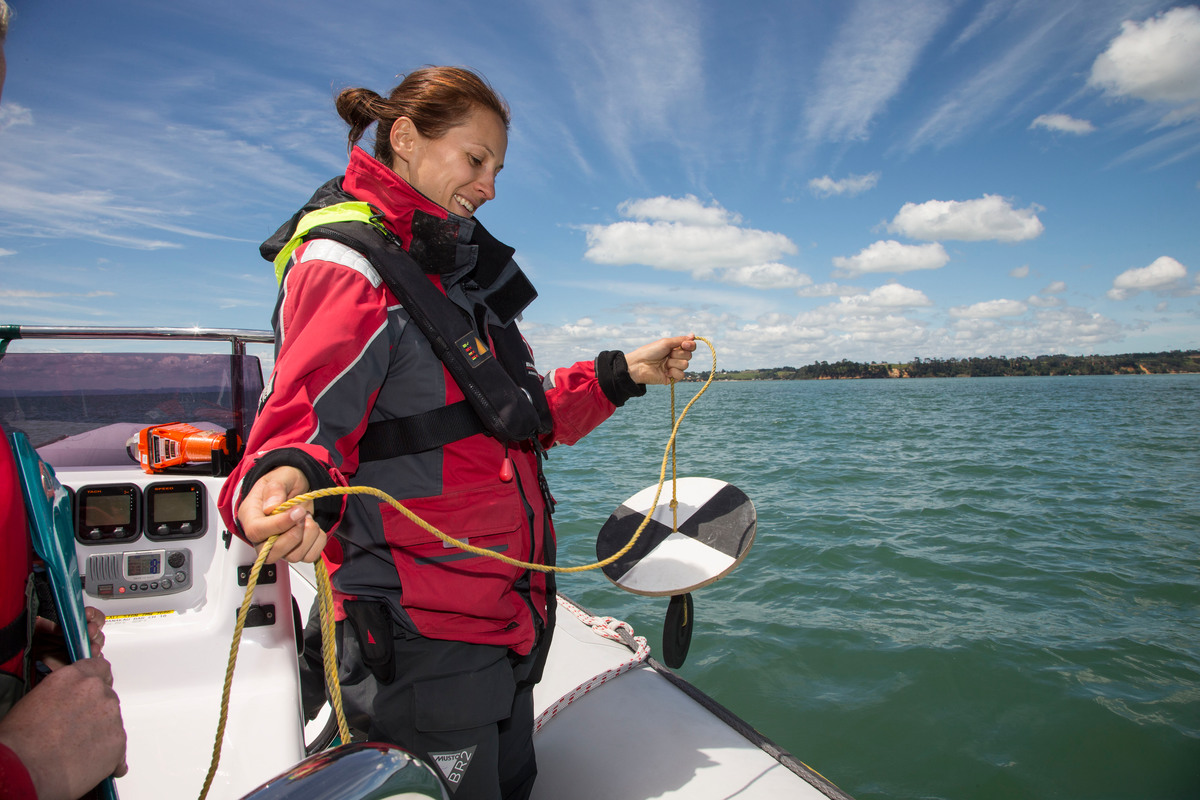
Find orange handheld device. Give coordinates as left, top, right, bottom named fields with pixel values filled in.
left=129, top=422, right=243, bottom=475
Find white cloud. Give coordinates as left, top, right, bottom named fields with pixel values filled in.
left=949, top=298, right=1027, bottom=318
left=1010, top=264, right=1030, bottom=278
left=832, top=240, right=949, bottom=277
left=1107, top=255, right=1189, bottom=300
left=836, top=283, right=933, bottom=313
left=808, top=172, right=881, bottom=197
left=1027, top=294, right=1061, bottom=309
left=584, top=196, right=799, bottom=281
left=1030, top=113, right=1096, bottom=134
left=717, top=263, right=813, bottom=290
left=947, top=305, right=1123, bottom=355
left=0, top=248, right=15, bottom=258
left=797, top=282, right=859, bottom=299
left=888, top=194, right=1044, bottom=242
left=1041, top=281, right=1067, bottom=294
left=1089, top=6, right=1200, bottom=123
left=618, top=195, right=736, bottom=226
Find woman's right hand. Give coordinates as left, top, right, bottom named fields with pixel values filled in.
left=237, top=466, right=328, bottom=563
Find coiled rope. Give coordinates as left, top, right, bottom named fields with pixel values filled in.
left=199, top=336, right=715, bottom=799
left=533, top=597, right=651, bottom=733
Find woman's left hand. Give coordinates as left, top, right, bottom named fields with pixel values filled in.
left=625, top=334, right=697, bottom=385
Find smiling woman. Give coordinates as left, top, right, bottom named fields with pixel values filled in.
left=216, top=65, right=696, bottom=800
left=335, top=68, right=511, bottom=217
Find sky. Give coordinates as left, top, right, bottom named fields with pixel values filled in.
left=1, top=0, right=1198, bottom=371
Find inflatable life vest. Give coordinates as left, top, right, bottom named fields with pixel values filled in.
left=273, top=200, right=554, bottom=453
left=0, top=433, right=34, bottom=718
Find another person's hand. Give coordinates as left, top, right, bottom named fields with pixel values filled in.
left=0, top=656, right=127, bottom=800
left=32, top=607, right=107, bottom=669
left=625, top=334, right=697, bottom=385
left=237, top=465, right=327, bottom=564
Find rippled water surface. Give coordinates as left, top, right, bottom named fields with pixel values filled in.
left=548, top=375, right=1200, bottom=800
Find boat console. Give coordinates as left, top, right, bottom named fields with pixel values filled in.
left=1, top=335, right=314, bottom=800
left=76, top=479, right=202, bottom=600
left=65, top=465, right=306, bottom=800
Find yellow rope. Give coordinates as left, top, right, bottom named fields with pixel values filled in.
left=669, top=383, right=679, bottom=532
left=315, top=558, right=351, bottom=745
left=199, top=337, right=715, bottom=798
left=199, top=538, right=351, bottom=800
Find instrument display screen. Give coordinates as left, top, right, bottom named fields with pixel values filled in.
left=145, top=481, right=206, bottom=540
left=124, top=551, right=163, bottom=578
left=85, top=493, right=132, bottom=526
left=75, top=484, right=140, bottom=544
left=154, top=490, right=196, bottom=523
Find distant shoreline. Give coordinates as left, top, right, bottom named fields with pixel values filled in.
left=685, top=350, right=1200, bottom=381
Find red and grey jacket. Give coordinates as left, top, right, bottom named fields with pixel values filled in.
left=1, top=433, right=33, bottom=716
left=1, top=433, right=37, bottom=799
left=218, top=148, right=643, bottom=655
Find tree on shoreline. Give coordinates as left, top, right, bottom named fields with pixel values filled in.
left=691, top=350, right=1200, bottom=381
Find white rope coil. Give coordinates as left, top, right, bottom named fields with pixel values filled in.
left=533, top=598, right=650, bottom=733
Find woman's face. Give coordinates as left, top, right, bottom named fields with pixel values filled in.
left=389, top=106, right=507, bottom=218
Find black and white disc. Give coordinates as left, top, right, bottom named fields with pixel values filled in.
left=596, top=477, right=756, bottom=596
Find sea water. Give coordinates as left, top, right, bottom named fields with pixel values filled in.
left=546, top=375, right=1200, bottom=800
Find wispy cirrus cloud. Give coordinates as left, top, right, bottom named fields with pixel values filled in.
left=0, top=102, right=33, bottom=133
left=534, top=0, right=705, bottom=178
left=947, top=0, right=1019, bottom=53
left=0, top=84, right=337, bottom=250
left=0, top=289, right=117, bottom=299
left=0, top=184, right=247, bottom=250
left=803, top=0, right=953, bottom=143
left=903, top=5, right=1073, bottom=152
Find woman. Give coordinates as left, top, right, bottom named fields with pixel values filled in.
left=217, top=66, right=694, bottom=800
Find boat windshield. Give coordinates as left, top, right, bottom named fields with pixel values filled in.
left=0, top=352, right=264, bottom=467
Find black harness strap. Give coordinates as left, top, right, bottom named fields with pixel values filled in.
left=303, top=221, right=552, bottom=446
left=0, top=609, right=27, bottom=666
left=358, top=401, right=486, bottom=462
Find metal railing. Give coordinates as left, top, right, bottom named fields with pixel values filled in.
left=0, top=324, right=273, bottom=357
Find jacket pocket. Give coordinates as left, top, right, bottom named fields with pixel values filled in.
left=380, top=483, right=531, bottom=628
left=379, top=482, right=524, bottom=552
